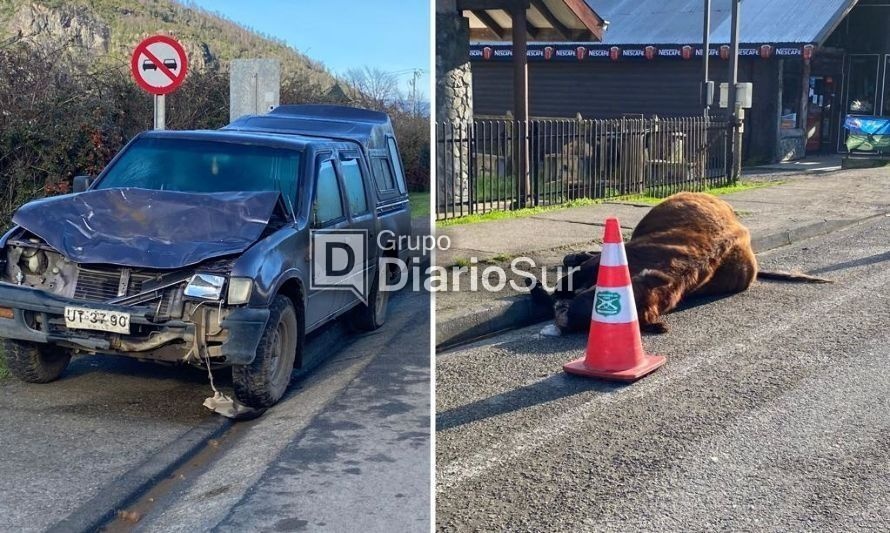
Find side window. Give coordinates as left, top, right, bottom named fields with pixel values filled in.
left=386, top=137, right=407, bottom=194
left=314, top=160, right=344, bottom=225
left=340, top=158, right=369, bottom=215
left=372, top=157, right=396, bottom=191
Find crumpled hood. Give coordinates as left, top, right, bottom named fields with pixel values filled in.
left=12, top=188, right=281, bottom=269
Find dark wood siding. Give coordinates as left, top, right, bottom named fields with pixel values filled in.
left=475, top=60, right=705, bottom=118
left=471, top=58, right=780, bottom=163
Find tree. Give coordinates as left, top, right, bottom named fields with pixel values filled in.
left=343, top=66, right=401, bottom=109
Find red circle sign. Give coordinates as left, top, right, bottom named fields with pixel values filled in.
left=130, top=35, right=188, bottom=95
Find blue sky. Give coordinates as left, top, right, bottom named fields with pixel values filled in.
left=190, top=0, right=430, bottom=100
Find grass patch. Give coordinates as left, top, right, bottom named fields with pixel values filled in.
left=438, top=181, right=780, bottom=227
left=452, top=257, right=470, bottom=268
left=697, top=181, right=781, bottom=196
left=0, top=352, right=7, bottom=380
left=409, top=192, right=430, bottom=218
left=613, top=181, right=781, bottom=204
left=438, top=198, right=601, bottom=227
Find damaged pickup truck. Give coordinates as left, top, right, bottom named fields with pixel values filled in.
left=0, top=105, right=411, bottom=409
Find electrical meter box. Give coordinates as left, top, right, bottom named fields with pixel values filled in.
left=719, top=82, right=753, bottom=109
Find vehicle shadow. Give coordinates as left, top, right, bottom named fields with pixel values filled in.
left=64, top=354, right=211, bottom=384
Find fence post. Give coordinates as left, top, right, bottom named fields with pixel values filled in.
left=516, top=119, right=530, bottom=208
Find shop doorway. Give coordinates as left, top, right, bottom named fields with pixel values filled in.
left=837, top=53, right=883, bottom=152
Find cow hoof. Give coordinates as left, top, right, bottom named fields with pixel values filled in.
left=540, top=324, right=563, bottom=337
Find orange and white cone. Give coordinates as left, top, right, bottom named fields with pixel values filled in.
left=563, top=217, right=666, bottom=381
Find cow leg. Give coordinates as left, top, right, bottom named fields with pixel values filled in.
left=555, top=288, right=596, bottom=332
left=552, top=255, right=599, bottom=300
left=563, top=250, right=598, bottom=268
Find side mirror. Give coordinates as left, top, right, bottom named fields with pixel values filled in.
left=73, top=175, right=93, bottom=193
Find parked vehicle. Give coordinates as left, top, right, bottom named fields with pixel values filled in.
left=0, top=105, right=411, bottom=408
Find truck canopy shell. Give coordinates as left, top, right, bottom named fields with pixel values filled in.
left=223, top=104, right=394, bottom=152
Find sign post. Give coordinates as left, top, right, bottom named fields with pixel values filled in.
left=130, top=35, right=188, bottom=130
left=154, top=95, right=166, bottom=130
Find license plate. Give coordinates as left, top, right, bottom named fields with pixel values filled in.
left=64, top=306, right=130, bottom=334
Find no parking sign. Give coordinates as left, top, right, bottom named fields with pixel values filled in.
left=130, top=35, right=188, bottom=129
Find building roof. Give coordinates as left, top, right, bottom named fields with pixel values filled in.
left=463, top=0, right=605, bottom=41
left=580, top=0, right=856, bottom=45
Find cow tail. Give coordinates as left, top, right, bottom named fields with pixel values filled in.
left=757, top=270, right=832, bottom=284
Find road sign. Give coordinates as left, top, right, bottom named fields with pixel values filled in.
left=130, top=35, right=188, bottom=95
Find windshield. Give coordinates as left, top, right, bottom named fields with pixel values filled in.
left=95, top=137, right=302, bottom=199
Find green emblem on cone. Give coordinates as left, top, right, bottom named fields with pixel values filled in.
left=595, top=291, right=621, bottom=316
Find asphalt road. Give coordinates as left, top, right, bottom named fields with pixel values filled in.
left=436, top=215, right=890, bottom=532
left=135, top=290, right=431, bottom=532
left=0, top=343, right=215, bottom=532
left=0, top=291, right=430, bottom=532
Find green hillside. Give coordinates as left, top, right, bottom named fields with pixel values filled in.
left=0, top=0, right=428, bottom=229
left=0, top=0, right=342, bottom=91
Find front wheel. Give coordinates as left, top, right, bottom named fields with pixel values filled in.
left=2, top=339, right=71, bottom=383
left=232, top=296, right=301, bottom=409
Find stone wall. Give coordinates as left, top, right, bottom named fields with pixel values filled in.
left=435, top=3, right=472, bottom=209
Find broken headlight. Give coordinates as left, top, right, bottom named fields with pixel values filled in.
left=19, top=248, right=48, bottom=275
left=227, top=277, right=253, bottom=305
left=184, top=273, right=226, bottom=300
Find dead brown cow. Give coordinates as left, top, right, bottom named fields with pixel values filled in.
left=530, top=192, right=829, bottom=334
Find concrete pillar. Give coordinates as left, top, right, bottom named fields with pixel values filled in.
left=435, top=0, right=473, bottom=212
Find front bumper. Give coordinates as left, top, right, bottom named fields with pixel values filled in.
left=0, top=282, right=269, bottom=365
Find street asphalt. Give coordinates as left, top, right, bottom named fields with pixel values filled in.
left=134, top=290, right=431, bottom=532
left=435, top=167, right=890, bottom=347
left=436, top=215, right=890, bottom=531
left=0, top=291, right=431, bottom=532
left=0, top=345, right=215, bottom=532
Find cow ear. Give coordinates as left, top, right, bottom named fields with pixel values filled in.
left=633, top=269, right=672, bottom=289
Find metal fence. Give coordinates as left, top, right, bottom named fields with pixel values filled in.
left=436, top=116, right=732, bottom=219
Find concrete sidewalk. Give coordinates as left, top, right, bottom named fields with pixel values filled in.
left=435, top=166, right=890, bottom=348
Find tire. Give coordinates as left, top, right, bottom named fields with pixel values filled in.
left=232, top=296, right=301, bottom=409
left=2, top=339, right=71, bottom=383
left=349, top=262, right=390, bottom=332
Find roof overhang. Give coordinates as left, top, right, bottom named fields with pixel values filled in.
left=460, top=0, right=605, bottom=42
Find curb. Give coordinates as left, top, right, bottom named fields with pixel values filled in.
left=436, top=296, right=551, bottom=351
left=435, top=216, right=873, bottom=350
left=48, top=417, right=232, bottom=533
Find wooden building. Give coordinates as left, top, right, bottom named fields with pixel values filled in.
left=468, top=0, right=890, bottom=163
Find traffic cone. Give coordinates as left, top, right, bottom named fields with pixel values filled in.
left=563, top=217, right=666, bottom=381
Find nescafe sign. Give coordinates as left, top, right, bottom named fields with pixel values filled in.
left=468, top=42, right=817, bottom=63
